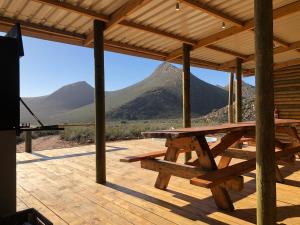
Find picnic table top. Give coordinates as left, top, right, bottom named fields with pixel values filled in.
left=142, top=119, right=300, bottom=139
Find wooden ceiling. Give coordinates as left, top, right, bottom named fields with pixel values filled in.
left=0, top=0, right=299, bottom=75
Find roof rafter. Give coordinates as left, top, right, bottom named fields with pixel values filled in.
left=32, top=0, right=109, bottom=22
left=222, top=40, right=300, bottom=67
left=85, top=0, right=151, bottom=46
left=166, top=0, right=300, bottom=61
left=273, top=36, right=290, bottom=48
left=0, top=14, right=233, bottom=73
left=0, top=15, right=85, bottom=45
left=120, top=20, right=197, bottom=45
left=105, top=0, right=150, bottom=31
left=206, top=45, right=248, bottom=59
left=30, top=0, right=249, bottom=59
left=103, top=40, right=168, bottom=58
left=274, top=58, right=300, bottom=70
left=250, top=29, right=290, bottom=47
left=181, top=0, right=244, bottom=27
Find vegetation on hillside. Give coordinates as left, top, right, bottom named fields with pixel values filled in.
left=60, top=118, right=217, bottom=143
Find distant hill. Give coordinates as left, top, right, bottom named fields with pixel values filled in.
left=202, top=82, right=256, bottom=123
left=21, top=81, right=94, bottom=123
left=202, top=97, right=255, bottom=124
left=21, top=63, right=231, bottom=124
left=223, top=81, right=255, bottom=99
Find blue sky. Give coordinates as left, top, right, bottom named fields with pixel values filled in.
left=12, top=34, right=254, bottom=97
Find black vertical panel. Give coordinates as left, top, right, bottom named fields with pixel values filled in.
left=0, top=37, right=20, bottom=130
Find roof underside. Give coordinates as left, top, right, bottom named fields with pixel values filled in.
left=0, top=0, right=299, bottom=75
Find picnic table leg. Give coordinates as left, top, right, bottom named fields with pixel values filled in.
left=155, top=146, right=179, bottom=190
left=218, top=156, right=231, bottom=169
left=218, top=139, right=243, bottom=169
left=195, top=135, right=234, bottom=211
left=275, top=166, right=284, bottom=183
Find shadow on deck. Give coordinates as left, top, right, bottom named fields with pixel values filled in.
left=17, top=139, right=300, bottom=225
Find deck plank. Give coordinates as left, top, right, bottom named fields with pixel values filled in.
left=17, top=139, right=300, bottom=225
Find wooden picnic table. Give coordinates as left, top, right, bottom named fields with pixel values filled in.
left=121, top=119, right=300, bottom=211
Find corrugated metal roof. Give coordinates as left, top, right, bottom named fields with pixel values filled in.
left=0, top=0, right=299, bottom=73
left=191, top=47, right=235, bottom=64
left=213, top=31, right=255, bottom=56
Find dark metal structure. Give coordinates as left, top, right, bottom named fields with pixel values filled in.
left=0, top=24, right=23, bottom=217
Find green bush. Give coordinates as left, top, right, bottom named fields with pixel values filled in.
left=17, top=118, right=213, bottom=145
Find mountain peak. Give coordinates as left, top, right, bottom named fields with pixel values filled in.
left=59, top=81, right=92, bottom=90
left=155, top=62, right=181, bottom=74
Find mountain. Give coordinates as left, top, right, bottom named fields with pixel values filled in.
left=21, top=81, right=94, bottom=123
left=224, top=81, right=255, bottom=99
left=21, top=63, right=229, bottom=123
left=53, top=63, right=229, bottom=122
left=201, top=97, right=255, bottom=124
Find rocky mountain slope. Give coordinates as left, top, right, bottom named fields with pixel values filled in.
left=21, top=63, right=230, bottom=123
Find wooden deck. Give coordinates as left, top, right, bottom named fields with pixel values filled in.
left=17, top=139, right=300, bottom=225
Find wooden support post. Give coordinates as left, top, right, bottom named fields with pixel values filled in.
left=254, top=0, right=276, bottom=224
left=182, top=43, right=192, bottom=163
left=25, top=131, right=32, bottom=153
left=228, top=72, right=234, bottom=123
left=94, top=20, right=106, bottom=184
left=235, top=58, right=242, bottom=123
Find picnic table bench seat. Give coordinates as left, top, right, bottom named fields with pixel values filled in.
left=120, top=148, right=190, bottom=162
left=191, top=144, right=300, bottom=188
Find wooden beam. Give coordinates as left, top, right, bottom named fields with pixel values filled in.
left=206, top=45, right=247, bottom=59
left=222, top=40, right=300, bottom=67
left=0, top=15, right=166, bottom=64
left=0, top=15, right=85, bottom=46
left=0, top=15, right=234, bottom=73
left=166, top=0, right=300, bottom=60
left=32, top=0, right=198, bottom=47
left=250, top=29, right=290, bottom=48
left=85, top=0, right=150, bottom=45
left=33, top=0, right=258, bottom=61
left=181, top=0, right=243, bottom=27
left=104, top=40, right=168, bottom=58
left=274, top=58, right=300, bottom=70
left=273, top=36, right=290, bottom=48
left=235, top=58, right=243, bottom=123
left=228, top=72, right=234, bottom=123
left=255, top=0, right=276, bottom=223
left=103, top=41, right=228, bottom=72
left=31, top=0, right=257, bottom=62
left=182, top=44, right=192, bottom=163
left=34, top=0, right=247, bottom=59
left=105, top=0, right=150, bottom=31
left=120, top=20, right=197, bottom=45
left=94, top=20, right=106, bottom=184
left=32, top=0, right=109, bottom=22
left=104, top=44, right=226, bottom=72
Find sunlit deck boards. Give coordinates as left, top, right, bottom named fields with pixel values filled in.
left=17, top=139, right=300, bottom=225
